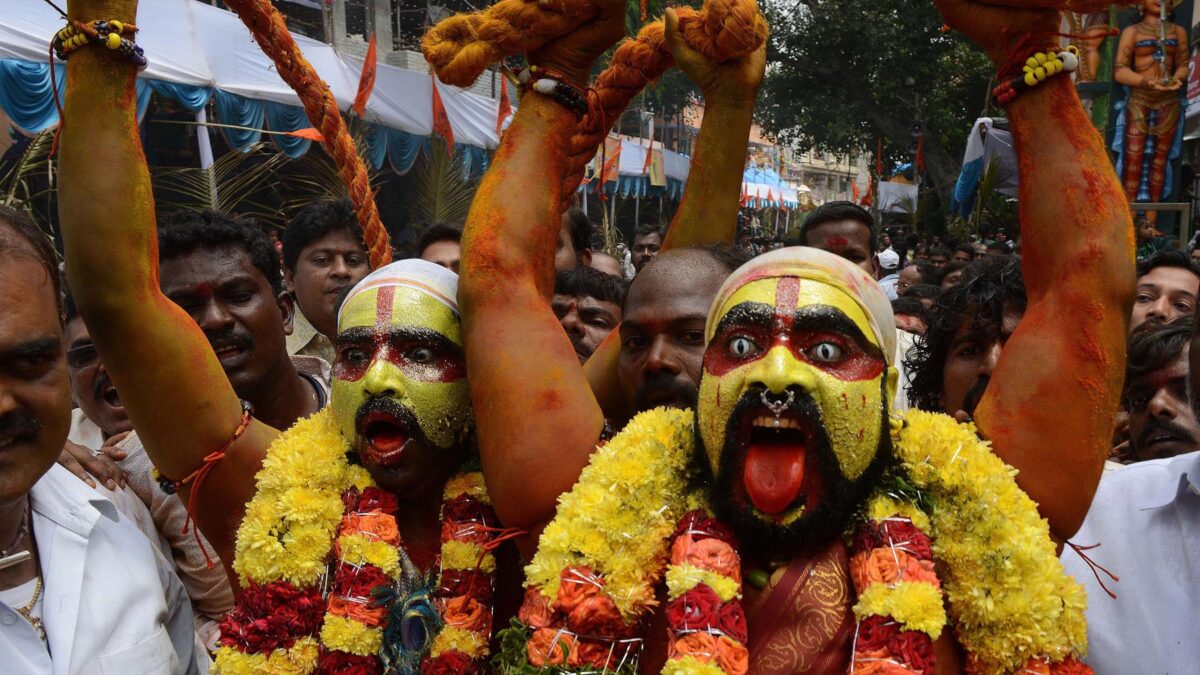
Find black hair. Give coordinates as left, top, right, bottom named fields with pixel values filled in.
left=634, top=222, right=664, bottom=240
left=928, top=246, right=951, bottom=260
left=938, top=260, right=969, bottom=285
left=0, top=205, right=61, bottom=314
left=564, top=207, right=593, bottom=253
left=554, top=265, right=628, bottom=307
left=1135, top=248, right=1200, bottom=281
left=954, top=243, right=976, bottom=260
left=798, top=201, right=876, bottom=250
left=891, top=296, right=925, bottom=317
left=1126, top=315, right=1194, bottom=386
left=905, top=284, right=942, bottom=301
left=905, top=255, right=1027, bottom=411
left=902, top=261, right=936, bottom=285
left=157, top=209, right=284, bottom=296
left=414, top=222, right=463, bottom=258
left=282, top=197, right=365, bottom=272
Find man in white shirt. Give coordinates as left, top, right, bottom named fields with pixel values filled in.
left=1059, top=312, right=1200, bottom=672
left=0, top=206, right=201, bottom=673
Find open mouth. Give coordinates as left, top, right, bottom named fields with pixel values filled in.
left=101, top=384, right=123, bottom=409
left=737, top=404, right=822, bottom=517
left=357, top=410, right=411, bottom=467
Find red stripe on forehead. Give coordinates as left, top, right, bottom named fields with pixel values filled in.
left=773, top=276, right=801, bottom=332
left=375, top=285, right=395, bottom=330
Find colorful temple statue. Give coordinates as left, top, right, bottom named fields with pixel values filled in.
left=1114, top=0, right=1190, bottom=213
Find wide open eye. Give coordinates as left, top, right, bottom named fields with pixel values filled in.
left=809, top=341, right=843, bottom=363
left=407, top=346, right=435, bottom=364
left=727, top=335, right=761, bottom=358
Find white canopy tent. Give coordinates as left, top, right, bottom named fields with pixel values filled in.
left=0, top=0, right=501, bottom=150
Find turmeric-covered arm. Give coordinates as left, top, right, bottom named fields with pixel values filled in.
left=935, top=0, right=1134, bottom=541
left=58, top=0, right=273, bottom=574
left=660, top=8, right=765, bottom=250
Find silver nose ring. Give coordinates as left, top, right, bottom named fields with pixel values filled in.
left=760, top=389, right=795, bottom=418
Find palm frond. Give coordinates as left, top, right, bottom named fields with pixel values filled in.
left=407, top=140, right=477, bottom=226
left=0, top=130, right=56, bottom=211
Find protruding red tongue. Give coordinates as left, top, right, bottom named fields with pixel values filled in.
left=363, top=423, right=408, bottom=466
left=743, top=437, right=807, bottom=515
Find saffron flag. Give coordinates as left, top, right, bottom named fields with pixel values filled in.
left=862, top=181, right=875, bottom=207
left=286, top=128, right=324, bottom=142
left=642, top=137, right=654, bottom=175
left=739, top=183, right=749, bottom=207
left=875, top=138, right=883, bottom=177
left=431, top=74, right=455, bottom=154
left=852, top=180, right=860, bottom=201
left=352, top=33, right=377, bottom=117
left=496, top=77, right=512, bottom=136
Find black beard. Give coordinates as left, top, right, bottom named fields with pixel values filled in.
left=694, top=381, right=893, bottom=563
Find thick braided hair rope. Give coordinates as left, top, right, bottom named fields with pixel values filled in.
left=423, top=0, right=766, bottom=209
left=223, top=0, right=392, bottom=268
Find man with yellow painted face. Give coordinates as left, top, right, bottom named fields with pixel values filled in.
left=697, top=248, right=897, bottom=553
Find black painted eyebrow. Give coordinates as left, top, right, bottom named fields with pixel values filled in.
left=336, top=325, right=460, bottom=351
left=712, top=302, right=882, bottom=357
left=711, top=302, right=774, bottom=337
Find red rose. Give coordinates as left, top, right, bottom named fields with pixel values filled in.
left=855, top=615, right=898, bottom=654
left=441, top=494, right=497, bottom=528
left=420, top=651, right=478, bottom=674
left=519, top=586, right=557, bottom=629
left=554, top=566, right=604, bottom=613
left=880, top=521, right=933, bottom=561
left=888, top=630, right=934, bottom=674
left=331, top=563, right=392, bottom=599
left=218, top=581, right=324, bottom=653
left=440, top=569, right=494, bottom=605
left=316, top=648, right=382, bottom=674
left=852, top=523, right=884, bottom=554
left=716, top=601, right=748, bottom=643
left=665, top=584, right=722, bottom=631
left=567, top=594, right=630, bottom=637
left=673, top=510, right=738, bottom=546
left=574, top=638, right=620, bottom=669
left=358, top=487, right=399, bottom=515
left=1049, top=657, right=1093, bottom=675
left=441, top=519, right=493, bottom=545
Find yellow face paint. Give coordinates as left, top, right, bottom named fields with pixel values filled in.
left=697, top=276, right=897, bottom=517
left=331, top=285, right=472, bottom=456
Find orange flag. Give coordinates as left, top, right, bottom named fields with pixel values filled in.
left=496, top=77, right=512, bottom=136
left=431, top=73, right=455, bottom=154
left=641, top=137, right=654, bottom=175
left=353, top=34, right=377, bottom=118
left=875, top=137, right=883, bottom=177
left=766, top=188, right=774, bottom=205
left=861, top=181, right=875, bottom=207
left=852, top=180, right=860, bottom=202
left=739, top=183, right=749, bottom=207
left=286, top=128, right=324, bottom=142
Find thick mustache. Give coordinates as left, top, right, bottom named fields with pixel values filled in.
left=632, top=373, right=698, bottom=412
left=962, top=376, right=990, bottom=417
left=354, top=397, right=430, bottom=448
left=205, top=328, right=254, bottom=354
left=0, top=410, right=41, bottom=443
left=1137, top=418, right=1197, bottom=448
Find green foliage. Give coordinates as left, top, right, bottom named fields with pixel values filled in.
left=406, top=138, right=479, bottom=226
left=756, top=0, right=993, bottom=195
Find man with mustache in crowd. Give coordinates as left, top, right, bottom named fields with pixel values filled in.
left=552, top=266, right=627, bottom=363
left=460, top=0, right=1133, bottom=668
left=1060, top=312, right=1200, bottom=672
left=282, top=197, right=372, bottom=365
left=1120, top=317, right=1200, bottom=462
left=0, top=205, right=201, bottom=673
left=57, top=209, right=333, bottom=648
left=631, top=223, right=665, bottom=273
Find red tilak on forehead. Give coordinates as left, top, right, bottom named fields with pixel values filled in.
left=375, top=285, right=395, bottom=330
left=825, top=236, right=849, bottom=250
left=773, top=277, right=801, bottom=332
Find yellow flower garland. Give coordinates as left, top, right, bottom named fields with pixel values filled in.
left=894, top=410, right=1089, bottom=674
left=512, top=407, right=1091, bottom=674
left=524, top=407, right=696, bottom=620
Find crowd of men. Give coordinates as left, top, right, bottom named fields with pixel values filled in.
left=2, top=187, right=1197, bottom=670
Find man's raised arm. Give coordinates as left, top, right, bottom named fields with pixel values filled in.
left=57, top=0, right=274, bottom=569
left=936, top=0, right=1135, bottom=540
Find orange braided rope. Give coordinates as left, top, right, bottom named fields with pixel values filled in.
left=222, top=0, right=392, bottom=268
left=423, top=0, right=766, bottom=210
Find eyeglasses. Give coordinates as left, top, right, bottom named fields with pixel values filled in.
left=66, top=343, right=99, bottom=369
